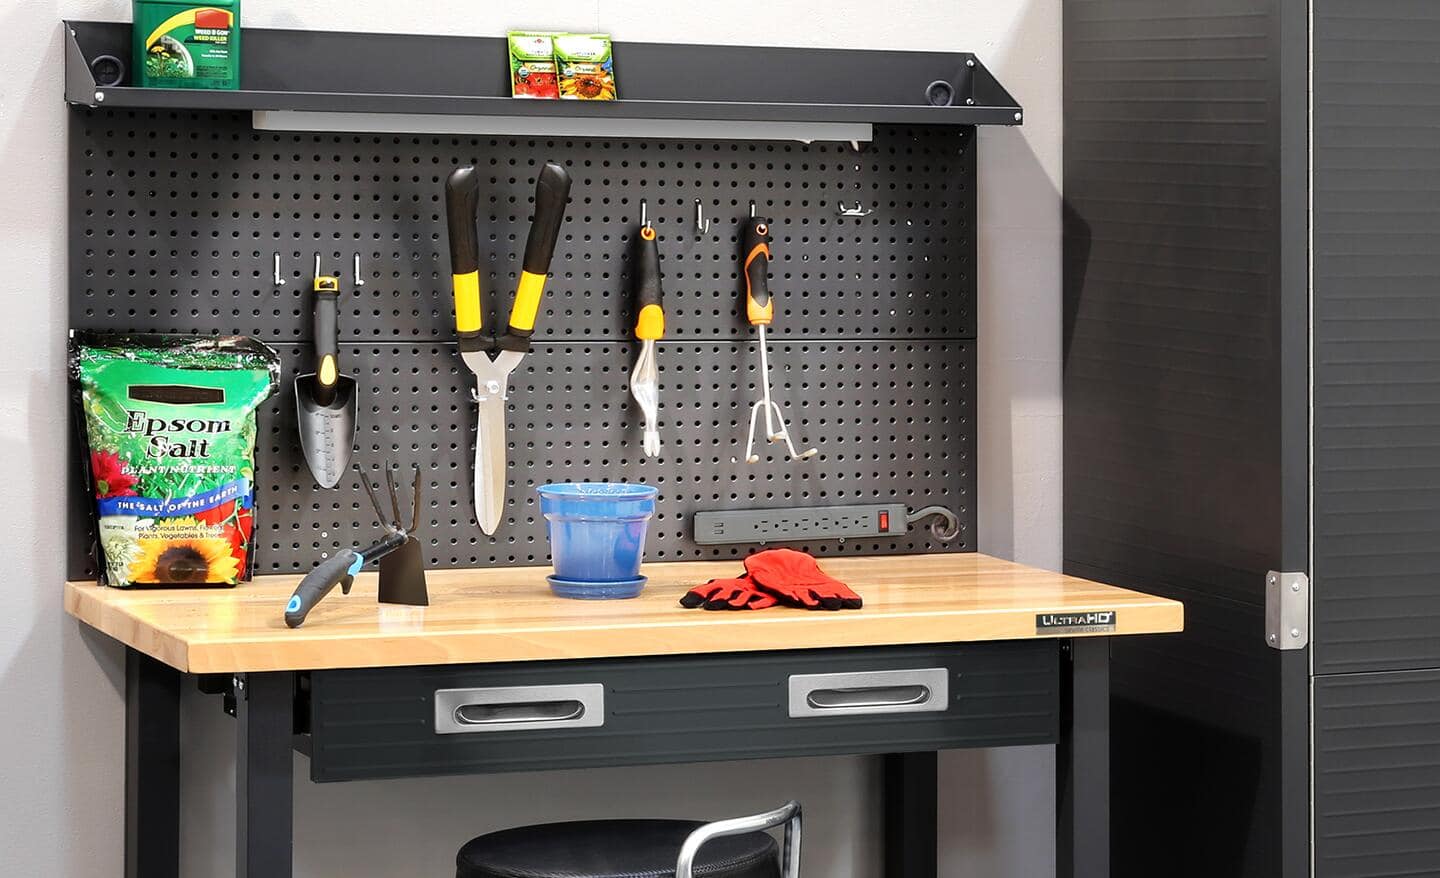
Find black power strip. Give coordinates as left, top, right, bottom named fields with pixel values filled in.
left=692, top=504, right=912, bottom=545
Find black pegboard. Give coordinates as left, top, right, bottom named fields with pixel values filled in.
left=69, top=110, right=974, bottom=340
left=67, top=109, right=978, bottom=577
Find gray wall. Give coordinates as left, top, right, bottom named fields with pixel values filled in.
left=0, top=1, right=1061, bottom=875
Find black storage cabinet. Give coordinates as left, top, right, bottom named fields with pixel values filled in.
left=1066, top=1, right=1440, bottom=876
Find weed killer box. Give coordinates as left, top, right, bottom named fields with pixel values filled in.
left=133, top=0, right=241, bottom=89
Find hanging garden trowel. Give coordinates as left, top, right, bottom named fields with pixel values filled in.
left=295, top=264, right=357, bottom=488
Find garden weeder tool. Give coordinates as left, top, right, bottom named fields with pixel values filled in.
left=741, top=216, right=817, bottom=464
left=445, top=161, right=572, bottom=535
left=630, top=212, right=665, bottom=459
left=284, top=463, right=428, bottom=628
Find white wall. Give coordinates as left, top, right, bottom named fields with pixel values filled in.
left=0, top=1, right=1060, bottom=875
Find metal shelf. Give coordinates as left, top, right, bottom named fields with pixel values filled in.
left=65, top=20, right=1023, bottom=128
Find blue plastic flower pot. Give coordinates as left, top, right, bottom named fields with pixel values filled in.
left=538, top=483, right=659, bottom=596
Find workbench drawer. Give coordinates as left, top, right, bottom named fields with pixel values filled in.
left=304, top=642, right=1059, bottom=782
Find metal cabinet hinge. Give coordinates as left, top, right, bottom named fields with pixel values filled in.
left=1265, top=571, right=1310, bottom=650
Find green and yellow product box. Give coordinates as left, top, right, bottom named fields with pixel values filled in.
left=554, top=33, right=616, bottom=100
left=133, top=0, right=241, bottom=90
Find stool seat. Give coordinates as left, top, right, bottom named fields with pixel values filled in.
left=456, top=819, right=780, bottom=878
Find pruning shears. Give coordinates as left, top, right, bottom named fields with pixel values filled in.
left=444, top=161, right=572, bottom=535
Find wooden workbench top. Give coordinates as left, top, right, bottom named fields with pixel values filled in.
left=65, top=554, right=1183, bottom=673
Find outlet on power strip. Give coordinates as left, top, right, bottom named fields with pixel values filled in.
left=692, top=504, right=911, bottom=545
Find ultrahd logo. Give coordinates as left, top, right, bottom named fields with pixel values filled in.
left=1035, top=611, right=1117, bottom=634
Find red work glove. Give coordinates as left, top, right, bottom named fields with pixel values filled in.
left=680, top=576, right=780, bottom=610
left=744, top=549, right=863, bottom=610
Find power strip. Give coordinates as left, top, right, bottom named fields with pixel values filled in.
left=692, top=504, right=911, bottom=545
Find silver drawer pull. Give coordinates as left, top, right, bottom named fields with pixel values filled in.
left=434, top=684, right=604, bottom=735
left=454, top=700, right=586, bottom=725
left=807, top=685, right=932, bottom=710
left=789, top=669, right=949, bottom=718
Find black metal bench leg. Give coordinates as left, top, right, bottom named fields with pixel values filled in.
left=126, top=649, right=181, bottom=878
left=236, top=672, right=294, bottom=878
left=1058, top=638, right=1110, bottom=878
left=883, top=751, right=938, bottom=878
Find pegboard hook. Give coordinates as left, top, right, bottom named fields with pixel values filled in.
left=641, top=199, right=651, bottom=232
left=836, top=202, right=874, bottom=218
left=695, top=199, right=710, bottom=235
left=272, top=253, right=286, bottom=287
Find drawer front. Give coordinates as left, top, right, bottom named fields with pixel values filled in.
left=306, top=641, right=1058, bottom=782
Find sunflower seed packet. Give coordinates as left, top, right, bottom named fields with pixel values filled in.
left=554, top=33, right=616, bottom=100
left=71, top=334, right=280, bottom=588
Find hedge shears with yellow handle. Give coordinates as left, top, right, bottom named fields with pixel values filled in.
left=445, top=161, right=572, bottom=534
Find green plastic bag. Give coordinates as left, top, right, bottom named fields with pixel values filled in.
left=71, top=334, right=279, bottom=587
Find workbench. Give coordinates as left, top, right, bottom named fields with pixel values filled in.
left=67, top=553, right=1182, bottom=878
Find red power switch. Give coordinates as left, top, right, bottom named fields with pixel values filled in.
left=878, top=511, right=890, bottom=532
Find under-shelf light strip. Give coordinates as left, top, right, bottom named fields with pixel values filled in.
left=252, top=111, right=873, bottom=144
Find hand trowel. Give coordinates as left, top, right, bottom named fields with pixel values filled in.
left=295, top=261, right=357, bottom=488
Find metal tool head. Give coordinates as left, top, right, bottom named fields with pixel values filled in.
left=631, top=340, right=662, bottom=458
left=355, top=462, right=423, bottom=535
left=295, top=374, right=358, bottom=488
left=378, top=536, right=428, bottom=607
left=745, top=400, right=818, bottom=464
left=465, top=350, right=522, bottom=535
left=742, top=326, right=817, bottom=464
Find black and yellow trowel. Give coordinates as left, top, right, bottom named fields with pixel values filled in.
left=295, top=259, right=357, bottom=488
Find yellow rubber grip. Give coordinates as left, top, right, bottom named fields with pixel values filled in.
left=510, top=271, right=547, bottom=333
left=318, top=355, right=337, bottom=388
left=635, top=304, right=665, bottom=341
left=453, top=272, right=482, bottom=334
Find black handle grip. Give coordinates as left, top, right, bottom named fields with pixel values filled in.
left=743, top=218, right=773, bottom=326
left=284, top=549, right=360, bottom=628
left=633, top=226, right=664, bottom=340
left=444, top=167, right=480, bottom=276
left=521, top=162, right=573, bottom=276
left=311, top=276, right=340, bottom=406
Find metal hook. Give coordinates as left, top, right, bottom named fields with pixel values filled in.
left=272, top=253, right=286, bottom=286
left=641, top=199, right=651, bottom=231
left=352, top=252, right=365, bottom=287
left=313, top=253, right=322, bottom=281
left=836, top=202, right=874, bottom=218
left=749, top=200, right=757, bottom=218
left=907, top=505, right=961, bottom=542
left=695, top=199, right=710, bottom=234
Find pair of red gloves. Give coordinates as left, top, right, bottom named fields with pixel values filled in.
left=680, top=549, right=863, bottom=611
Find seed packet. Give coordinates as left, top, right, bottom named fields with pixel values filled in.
left=71, top=333, right=280, bottom=588
left=508, top=31, right=560, bottom=99
left=554, top=33, right=616, bottom=100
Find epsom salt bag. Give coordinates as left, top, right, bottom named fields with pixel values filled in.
left=71, top=334, right=280, bottom=587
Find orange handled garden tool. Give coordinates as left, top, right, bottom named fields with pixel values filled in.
left=741, top=216, right=817, bottom=464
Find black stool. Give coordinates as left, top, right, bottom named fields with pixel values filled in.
left=456, top=801, right=801, bottom=878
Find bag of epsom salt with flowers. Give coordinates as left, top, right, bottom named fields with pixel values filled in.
left=71, top=334, right=279, bottom=587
